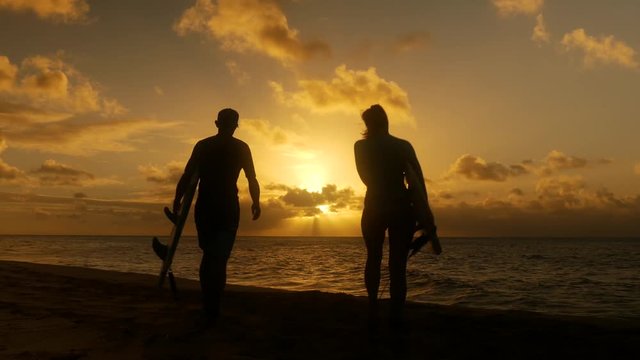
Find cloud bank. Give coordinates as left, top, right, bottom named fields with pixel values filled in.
left=491, top=0, right=544, bottom=17
left=0, top=53, right=125, bottom=125
left=1, top=53, right=174, bottom=156
left=561, top=28, right=639, bottom=70
left=448, top=154, right=528, bottom=182
left=0, top=136, right=23, bottom=181
left=174, top=0, right=330, bottom=64
left=271, top=65, right=414, bottom=125
left=0, top=0, right=89, bottom=23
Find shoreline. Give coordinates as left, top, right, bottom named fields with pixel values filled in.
left=1, top=260, right=638, bottom=359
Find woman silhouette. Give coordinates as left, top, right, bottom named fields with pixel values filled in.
left=354, top=104, right=436, bottom=327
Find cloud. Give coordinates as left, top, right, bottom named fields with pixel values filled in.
left=502, top=150, right=610, bottom=176
left=174, top=0, right=330, bottom=65
left=0, top=136, right=24, bottom=181
left=531, top=150, right=612, bottom=176
left=540, top=150, right=587, bottom=173
left=561, top=28, right=639, bottom=70
left=239, top=118, right=298, bottom=146
left=270, top=64, right=414, bottom=125
left=266, top=183, right=359, bottom=214
left=0, top=56, right=18, bottom=91
left=531, top=13, right=550, bottom=45
left=30, top=159, right=94, bottom=186
left=0, top=53, right=126, bottom=125
left=392, top=32, right=430, bottom=53
left=0, top=159, right=22, bottom=180
left=447, top=154, right=529, bottom=182
left=0, top=0, right=89, bottom=23
left=225, top=60, right=250, bottom=85
left=491, top=0, right=544, bottom=17
left=535, top=176, right=586, bottom=209
left=0, top=54, right=169, bottom=157
left=4, top=117, right=174, bottom=156
left=139, top=161, right=184, bottom=185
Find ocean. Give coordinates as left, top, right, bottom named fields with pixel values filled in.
left=1, top=235, right=638, bottom=320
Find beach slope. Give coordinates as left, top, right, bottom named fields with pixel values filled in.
left=0, top=260, right=637, bottom=359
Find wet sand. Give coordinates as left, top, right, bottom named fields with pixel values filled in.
left=0, top=260, right=637, bottom=359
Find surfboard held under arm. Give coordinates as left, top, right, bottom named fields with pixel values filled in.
left=151, top=172, right=199, bottom=296
left=406, top=163, right=442, bottom=257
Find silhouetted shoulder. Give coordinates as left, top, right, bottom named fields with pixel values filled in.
left=232, top=137, right=251, bottom=150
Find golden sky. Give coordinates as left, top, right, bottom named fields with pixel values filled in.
left=1, top=0, right=639, bottom=236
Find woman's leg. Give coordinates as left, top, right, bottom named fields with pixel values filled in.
left=361, top=208, right=385, bottom=312
left=388, top=206, right=414, bottom=323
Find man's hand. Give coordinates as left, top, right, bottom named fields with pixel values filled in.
left=251, top=203, right=261, bottom=220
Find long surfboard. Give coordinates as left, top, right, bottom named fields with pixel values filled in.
left=406, top=163, right=442, bottom=257
left=152, top=171, right=199, bottom=295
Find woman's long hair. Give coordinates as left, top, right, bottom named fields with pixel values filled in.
left=361, top=104, right=389, bottom=139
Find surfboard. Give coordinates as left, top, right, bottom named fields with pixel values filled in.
left=152, top=171, right=199, bottom=296
left=406, top=163, right=442, bottom=257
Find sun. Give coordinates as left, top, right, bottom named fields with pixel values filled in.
left=295, top=163, right=327, bottom=193
left=316, top=204, right=330, bottom=214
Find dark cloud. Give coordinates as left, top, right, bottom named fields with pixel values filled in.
left=448, top=151, right=613, bottom=182
left=30, top=159, right=94, bottom=186
left=74, top=192, right=87, bottom=199
left=435, top=198, right=640, bottom=237
left=393, top=32, right=430, bottom=53
left=271, top=183, right=358, bottom=211
left=139, top=161, right=184, bottom=185
left=5, top=117, right=173, bottom=155
left=448, top=154, right=530, bottom=181
left=0, top=159, right=23, bottom=180
left=534, top=176, right=586, bottom=209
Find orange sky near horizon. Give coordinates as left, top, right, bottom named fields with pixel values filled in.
left=0, top=0, right=639, bottom=237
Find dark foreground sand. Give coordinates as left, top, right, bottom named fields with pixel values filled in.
left=0, top=260, right=638, bottom=360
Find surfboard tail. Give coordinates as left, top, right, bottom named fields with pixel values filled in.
left=152, top=237, right=168, bottom=260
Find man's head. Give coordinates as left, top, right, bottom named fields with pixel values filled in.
left=215, top=108, right=239, bottom=135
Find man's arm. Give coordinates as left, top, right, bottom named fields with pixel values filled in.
left=243, top=145, right=261, bottom=220
left=248, top=176, right=261, bottom=220
left=172, top=144, right=199, bottom=214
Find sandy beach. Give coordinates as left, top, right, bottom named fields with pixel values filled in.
left=0, top=260, right=637, bottom=359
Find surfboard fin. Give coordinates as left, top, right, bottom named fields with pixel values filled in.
left=152, top=237, right=169, bottom=260
left=163, top=206, right=177, bottom=224
left=409, top=227, right=442, bottom=257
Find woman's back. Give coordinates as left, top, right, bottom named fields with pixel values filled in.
left=354, top=134, right=414, bottom=208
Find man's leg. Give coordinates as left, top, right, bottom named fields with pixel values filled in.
left=198, top=227, right=237, bottom=320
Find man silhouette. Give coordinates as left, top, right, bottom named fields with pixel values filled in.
left=172, top=108, right=261, bottom=322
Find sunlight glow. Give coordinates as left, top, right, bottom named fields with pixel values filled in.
left=295, top=163, right=326, bottom=193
